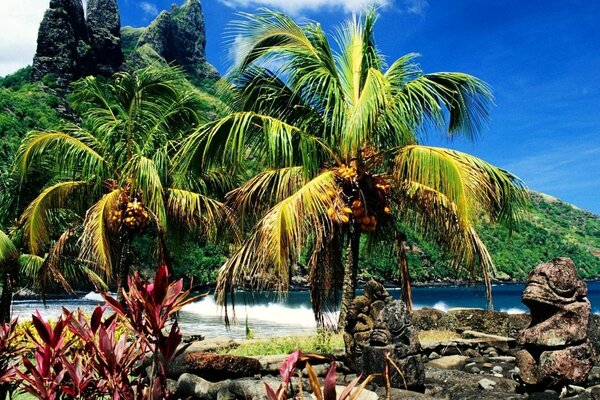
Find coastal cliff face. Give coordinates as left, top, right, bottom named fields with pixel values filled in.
left=31, top=0, right=123, bottom=86
left=31, top=0, right=217, bottom=88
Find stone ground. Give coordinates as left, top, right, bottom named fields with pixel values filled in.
left=168, top=336, right=600, bottom=399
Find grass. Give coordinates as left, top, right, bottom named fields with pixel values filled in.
left=418, top=329, right=461, bottom=347
left=222, top=331, right=345, bottom=356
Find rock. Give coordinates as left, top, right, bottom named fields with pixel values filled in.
left=429, top=351, right=441, bottom=360
left=176, top=373, right=230, bottom=399
left=31, top=0, right=123, bottom=87
left=177, top=352, right=261, bottom=381
left=425, top=368, right=519, bottom=399
left=31, top=0, right=90, bottom=86
left=588, top=385, right=600, bottom=400
left=529, top=390, right=559, bottom=400
left=86, top=0, right=123, bottom=75
left=374, top=387, right=435, bottom=399
left=478, top=378, right=496, bottom=390
left=569, top=385, right=587, bottom=395
left=469, top=367, right=480, bottom=374
left=427, top=355, right=468, bottom=370
left=588, top=366, right=600, bottom=387
left=255, top=354, right=289, bottom=375
left=229, top=377, right=282, bottom=400
left=516, top=258, right=596, bottom=388
left=492, top=366, right=503, bottom=374
left=482, top=363, right=493, bottom=369
left=134, top=0, right=219, bottom=82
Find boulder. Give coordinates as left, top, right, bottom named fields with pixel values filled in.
left=516, top=258, right=596, bottom=389
left=175, top=352, right=261, bottom=381
left=427, top=355, right=468, bottom=370
left=176, top=373, right=230, bottom=399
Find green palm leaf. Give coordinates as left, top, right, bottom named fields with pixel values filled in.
left=19, top=181, right=89, bottom=254
left=78, top=189, right=121, bottom=278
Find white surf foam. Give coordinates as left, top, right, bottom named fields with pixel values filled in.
left=182, top=296, right=325, bottom=328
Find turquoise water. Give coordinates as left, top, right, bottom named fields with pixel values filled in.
left=10, top=282, right=600, bottom=339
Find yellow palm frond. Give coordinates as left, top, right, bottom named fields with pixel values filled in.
left=394, top=145, right=526, bottom=229
left=127, top=155, right=167, bottom=230
left=166, top=189, right=236, bottom=242
left=394, top=181, right=495, bottom=307
left=78, top=189, right=121, bottom=279
left=226, top=166, right=306, bottom=216
left=216, top=171, right=340, bottom=312
left=17, top=131, right=109, bottom=179
left=19, top=181, right=88, bottom=254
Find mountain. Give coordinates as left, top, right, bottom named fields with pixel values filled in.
left=30, top=0, right=218, bottom=90
left=360, top=192, right=600, bottom=283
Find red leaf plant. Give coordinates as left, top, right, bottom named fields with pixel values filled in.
left=102, top=264, right=203, bottom=398
left=264, top=350, right=373, bottom=400
left=0, top=319, right=25, bottom=399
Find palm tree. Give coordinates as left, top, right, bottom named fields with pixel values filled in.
left=16, top=66, right=233, bottom=292
left=175, top=10, right=527, bottom=328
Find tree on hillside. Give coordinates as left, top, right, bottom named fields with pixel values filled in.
left=15, top=66, right=234, bottom=293
left=175, top=10, right=527, bottom=328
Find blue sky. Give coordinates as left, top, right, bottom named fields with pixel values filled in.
left=1, top=0, right=599, bottom=213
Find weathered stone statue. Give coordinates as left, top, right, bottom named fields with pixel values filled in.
left=344, top=280, right=425, bottom=391
left=516, top=258, right=595, bottom=389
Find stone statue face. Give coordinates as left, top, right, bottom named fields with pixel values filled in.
left=522, top=258, right=587, bottom=307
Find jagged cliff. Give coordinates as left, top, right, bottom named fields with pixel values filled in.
left=31, top=0, right=217, bottom=88
left=31, top=0, right=122, bottom=87
left=123, top=0, right=219, bottom=85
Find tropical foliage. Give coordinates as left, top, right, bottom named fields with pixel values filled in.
left=15, top=66, right=233, bottom=293
left=0, top=265, right=196, bottom=399
left=174, top=9, right=526, bottom=326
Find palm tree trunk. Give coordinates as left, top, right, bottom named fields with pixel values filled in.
left=338, top=227, right=360, bottom=331
left=116, top=236, right=130, bottom=296
left=396, top=232, right=413, bottom=312
left=0, top=265, right=14, bottom=324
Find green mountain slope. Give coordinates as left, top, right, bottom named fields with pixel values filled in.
left=477, top=192, right=600, bottom=280
left=360, top=192, right=600, bottom=283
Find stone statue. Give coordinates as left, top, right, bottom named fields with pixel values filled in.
left=344, top=280, right=424, bottom=391
left=516, top=258, right=595, bottom=389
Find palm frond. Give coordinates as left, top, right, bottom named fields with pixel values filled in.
left=226, top=166, right=306, bottom=217
left=394, top=145, right=527, bottom=229
left=394, top=181, right=496, bottom=307
left=16, top=130, right=110, bottom=180
left=166, top=188, right=236, bottom=241
left=215, top=171, right=340, bottom=315
left=78, top=189, right=121, bottom=279
left=0, top=230, right=18, bottom=267
left=126, top=155, right=167, bottom=230
left=174, top=112, right=327, bottom=174
left=19, top=181, right=89, bottom=254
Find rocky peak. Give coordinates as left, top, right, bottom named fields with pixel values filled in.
left=31, top=0, right=123, bottom=87
left=86, top=0, right=123, bottom=76
left=135, top=0, right=218, bottom=82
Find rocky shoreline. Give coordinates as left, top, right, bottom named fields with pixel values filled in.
left=166, top=307, right=600, bottom=399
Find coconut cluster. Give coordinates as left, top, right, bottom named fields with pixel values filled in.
left=110, top=192, right=150, bottom=233
left=328, top=166, right=393, bottom=233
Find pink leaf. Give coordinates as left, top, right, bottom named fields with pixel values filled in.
left=323, top=362, right=337, bottom=400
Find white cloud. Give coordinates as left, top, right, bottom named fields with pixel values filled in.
left=401, top=0, right=427, bottom=15
left=0, top=0, right=48, bottom=77
left=139, top=1, right=158, bottom=19
left=218, top=0, right=391, bottom=15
